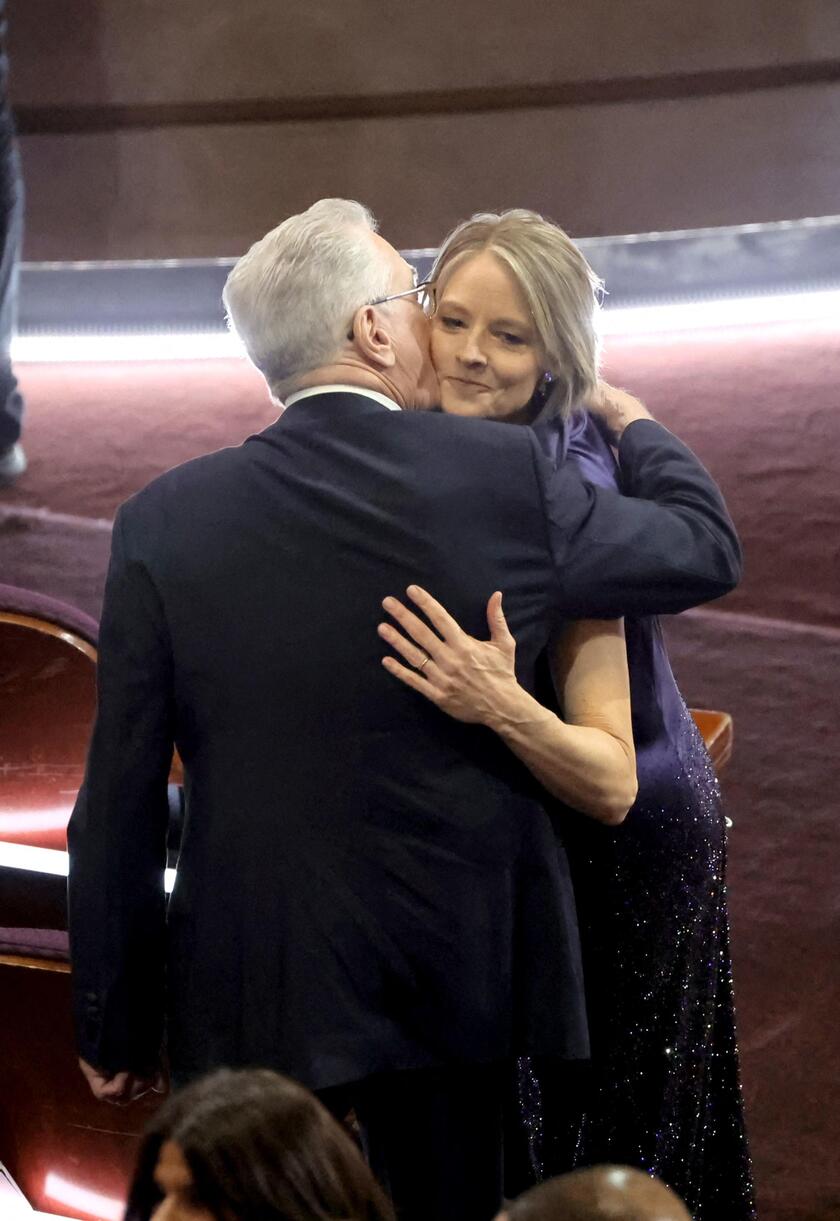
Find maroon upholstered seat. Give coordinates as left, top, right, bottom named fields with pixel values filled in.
left=0, top=583, right=99, bottom=646
left=0, top=585, right=98, bottom=854
left=0, top=590, right=155, bottom=1214
left=0, top=925, right=69, bottom=960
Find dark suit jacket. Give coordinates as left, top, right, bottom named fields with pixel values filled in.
left=68, top=392, right=740, bottom=1089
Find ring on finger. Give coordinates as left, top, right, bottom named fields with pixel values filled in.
left=416, top=651, right=431, bottom=672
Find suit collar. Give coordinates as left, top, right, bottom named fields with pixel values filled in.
left=254, top=390, right=397, bottom=444
left=284, top=384, right=400, bottom=412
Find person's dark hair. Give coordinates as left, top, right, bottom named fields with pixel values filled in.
left=124, top=1067, right=395, bottom=1221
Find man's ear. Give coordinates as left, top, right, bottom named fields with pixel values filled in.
left=350, top=305, right=398, bottom=369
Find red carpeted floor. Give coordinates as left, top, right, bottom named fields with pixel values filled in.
left=2, top=322, right=839, bottom=1221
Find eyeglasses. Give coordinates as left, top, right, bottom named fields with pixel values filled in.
left=346, top=280, right=435, bottom=339
left=370, top=280, right=434, bottom=308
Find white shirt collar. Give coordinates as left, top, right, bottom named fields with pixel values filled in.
left=283, top=384, right=401, bottom=412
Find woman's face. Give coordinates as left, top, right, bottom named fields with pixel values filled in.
left=431, top=250, right=544, bottom=422
left=151, top=1140, right=218, bottom=1221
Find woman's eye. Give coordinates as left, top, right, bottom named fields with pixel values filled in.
left=438, top=315, right=464, bottom=329
left=499, top=332, right=525, bottom=346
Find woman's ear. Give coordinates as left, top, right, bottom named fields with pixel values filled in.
left=349, top=305, right=397, bottom=369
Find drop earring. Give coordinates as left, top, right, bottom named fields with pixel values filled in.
left=534, top=371, right=554, bottom=409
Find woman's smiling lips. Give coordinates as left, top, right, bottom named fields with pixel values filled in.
left=448, top=375, right=492, bottom=390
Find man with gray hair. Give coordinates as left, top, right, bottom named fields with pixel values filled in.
left=69, top=199, right=740, bottom=1221
left=223, top=198, right=439, bottom=411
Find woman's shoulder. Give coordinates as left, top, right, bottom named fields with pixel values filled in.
left=548, top=409, right=620, bottom=487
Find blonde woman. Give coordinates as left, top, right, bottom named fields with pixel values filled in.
left=381, top=210, right=754, bottom=1219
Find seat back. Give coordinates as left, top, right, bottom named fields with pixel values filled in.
left=0, top=600, right=97, bottom=853
left=690, top=708, right=733, bottom=772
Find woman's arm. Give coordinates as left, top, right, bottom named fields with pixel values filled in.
left=540, top=617, right=637, bottom=823
left=378, top=586, right=637, bottom=825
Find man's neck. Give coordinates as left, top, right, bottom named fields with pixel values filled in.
left=291, top=359, right=410, bottom=410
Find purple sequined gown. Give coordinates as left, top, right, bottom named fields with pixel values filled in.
left=524, top=411, right=755, bottom=1219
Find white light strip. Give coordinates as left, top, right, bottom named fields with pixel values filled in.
left=598, top=288, right=840, bottom=336
left=44, top=1173, right=124, bottom=1221
left=1, top=1212, right=79, bottom=1221
left=0, top=840, right=68, bottom=876
left=0, top=807, right=74, bottom=834
left=12, top=330, right=245, bottom=363
left=0, top=840, right=176, bottom=893
left=10, top=287, right=840, bottom=363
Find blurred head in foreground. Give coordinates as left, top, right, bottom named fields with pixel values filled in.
left=124, top=1067, right=394, bottom=1221
left=503, top=1165, right=692, bottom=1221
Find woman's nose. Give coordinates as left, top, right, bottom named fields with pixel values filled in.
left=457, top=331, right=487, bottom=367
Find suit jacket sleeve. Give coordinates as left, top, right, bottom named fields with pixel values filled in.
left=533, top=418, right=743, bottom=618
left=67, top=504, right=173, bottom=1075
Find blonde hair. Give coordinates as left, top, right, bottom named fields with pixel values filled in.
left=223, top=199, right=393, bottom=401
left=430, top=209, right=602, bottom=421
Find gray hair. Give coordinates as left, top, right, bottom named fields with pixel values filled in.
left=430, top=209, right=603, bottom=421
left=223, top=199, right=394, bottom=400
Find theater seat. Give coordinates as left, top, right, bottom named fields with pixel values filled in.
left=0, top=583, right=182, bottom=862
left=0, top=588, right=155, bottom=1215
left=0, top=585, right=99, bottom=856
left=0, top=949, right=157, bottom=1217
left=690, top=708, right=734, bottom=772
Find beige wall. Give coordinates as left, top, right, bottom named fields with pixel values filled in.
left=9, top=0, right=840, bottom=257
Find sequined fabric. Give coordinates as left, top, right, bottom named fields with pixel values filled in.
left=517, top=413, right=756, bottom=1219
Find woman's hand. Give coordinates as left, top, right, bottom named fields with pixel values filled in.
left=379, top=588, right=636, bottom=823
left=378, top=585, right=526, bottom=728
left=585, top=379, right=653, bottom=441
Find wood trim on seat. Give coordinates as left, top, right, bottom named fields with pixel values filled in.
left=690, top=708, right=733, bottom=771
left=0, top=611, right=98, bottom=662
left=0, top=953, right=70, bottom=972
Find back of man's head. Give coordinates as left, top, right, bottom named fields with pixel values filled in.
left=223, top=198, right=393, bottom=400
left=505, top=1166, right=692, bottom=1221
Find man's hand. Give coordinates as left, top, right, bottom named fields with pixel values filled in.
left=586, top=379, right=654, bottom=441
left=79, top=1057, right=165, bottom=1105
